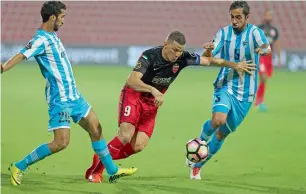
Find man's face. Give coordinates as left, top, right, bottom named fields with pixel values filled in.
left=53, top=9, right=65, bottom=31
left=264, top=10, right=273, bottom=23
left=230, top=8, right=248, bottom=31
left=164, top=40, right=185, bottom=62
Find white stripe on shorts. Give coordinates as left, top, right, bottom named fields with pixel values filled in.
left=48, top=126, right=70, bottom=132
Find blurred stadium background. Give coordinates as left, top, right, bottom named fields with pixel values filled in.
left=1, top=1, right=306, bottom=70
left=1, top=1, right=306, bottom=194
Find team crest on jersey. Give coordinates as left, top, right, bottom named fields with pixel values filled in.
left=25, top=41, right=33, bottom=49
left=243, top=41, right=248, bottom=47
left=172, top=63, right=179, bottom=73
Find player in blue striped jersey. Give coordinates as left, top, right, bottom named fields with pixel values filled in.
left=187, top=1, right=271, bottom=180
left=1, top=1, right=136, bottom=185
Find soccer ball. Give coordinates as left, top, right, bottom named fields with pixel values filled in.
left=185, top=138, right=209, bottom=163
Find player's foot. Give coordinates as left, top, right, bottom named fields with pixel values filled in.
left=190, top=167, right=201, bottom=180
left=8, top=163, right=24, bottom=186
left=87, top=160, right=105, bottom=183
left=108, top=167, right=138, bottom=183
left=185, top=158, right=195, bottom=168
left=258, top=103, right=267, bottom=112
left=88, top=173, right=103, bottom=183
left=85, top=154, right=100, bottom=179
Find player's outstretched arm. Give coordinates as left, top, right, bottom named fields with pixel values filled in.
left=1, top=53, right=26, bottom=74
left=199, top=57, right=256, bottom=75
left=126, top=71, right=164, bottom=107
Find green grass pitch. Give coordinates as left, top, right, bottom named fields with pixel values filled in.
left=1, top=64, right=306, bottom=194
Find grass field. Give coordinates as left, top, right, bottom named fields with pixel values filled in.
left=1, top=65, right=306, bottom=194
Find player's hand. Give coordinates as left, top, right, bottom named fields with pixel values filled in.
left=203, top=42, right=214, bottom=50
left=255, top=48, right=268, bottom=56
left=151, top=88, right=164, bottom=107
left=235, top=60, right=256, bottom=81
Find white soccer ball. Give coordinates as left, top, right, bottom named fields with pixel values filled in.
left=185, top=138, right=209, bottom=163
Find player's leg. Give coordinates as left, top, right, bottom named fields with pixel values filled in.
left=255, top=56, right=272, bottom=111
left=9, top=104, right=72, bottom=186
left=191, top=95, right=252, bottom=180
left=88, top=98, right=155, bottom=183
left=78, top=108, right=118, bottom=176
left=74, top=96, right=137, bottom=182
left=189, top=90, right=231, bottom=180
left=83, top=89, right=139, bottom=182
left=199, top=90, right=231, bottom=142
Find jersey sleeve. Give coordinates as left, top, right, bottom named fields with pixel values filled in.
left=252, top=28, right=269, bottom=47
left=183, top=51, right=200, bottom=66
left=212, top=29, right=225, bottom=58
left=19, top=37, right=45, bottom=59
left=133, top=53, right=152, bottom=74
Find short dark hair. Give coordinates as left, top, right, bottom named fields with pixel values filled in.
left=41, top=1, right=66, bottom=23
left=229, top=1, right=250, bottom=16
left=166, top=31, right=186, bottom=45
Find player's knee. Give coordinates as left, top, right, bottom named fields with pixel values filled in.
left=211, top=114, right=227, bottom=128
left=131, top=132, right=149, bottom=153
left=132, top=141, right=148, bottom=153
left=118, top=123, right=135, bottom=144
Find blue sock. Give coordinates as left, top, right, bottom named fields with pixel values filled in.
left=92, top=139, right=118, bottom=175
left=200, top=119, right=217, bottom=141
left=15, top=143, right=52, bottom=171
left=194, top=132, right=224, bottom=168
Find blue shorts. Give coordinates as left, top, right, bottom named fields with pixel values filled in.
left=212, top=89, right=252, bottom=136
left=48, top=96, right=91, bottom=131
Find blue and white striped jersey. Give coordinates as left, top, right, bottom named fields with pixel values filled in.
left=212, top=24, right=269, bottom=102
left=20, top=29, right=80, bottom=104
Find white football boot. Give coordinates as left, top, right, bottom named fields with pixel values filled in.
left=186, top=158, right=201, bottom=180
left=190, top=167, right=201, bottom=180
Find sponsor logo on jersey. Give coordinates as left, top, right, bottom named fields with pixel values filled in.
left=152, top=77, right=172, bottom=84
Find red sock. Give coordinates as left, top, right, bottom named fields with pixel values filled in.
left=113, top=143, right=135, bottom=160
left=108, top=136, right=125, bottom=158
left=255, top=82, right=265, bottom=105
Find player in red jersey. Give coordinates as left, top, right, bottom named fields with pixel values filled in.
left=85, top=31, right=256, bottom=183
left=255, top=9, right=281, bottom=111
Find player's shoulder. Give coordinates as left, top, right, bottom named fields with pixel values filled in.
left=142, top=46, right=163, bottom=61
left=216, top=25, right=231, bottom=33
left=30, top=30, right=50, bottom=43
left=248, top=24, right=264, bottom=34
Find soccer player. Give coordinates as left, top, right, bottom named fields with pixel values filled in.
left=255, top=9, right=281, bottom=111
left=84, top=30, right=257, bottom=183
left=187, top=1, right=271, bottom=180
left=1, top=1, right=136, bottom=186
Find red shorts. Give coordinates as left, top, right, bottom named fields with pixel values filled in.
left=118, top=86, right=158, bottom=138
left=259, top=54, right=273, bottom=77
